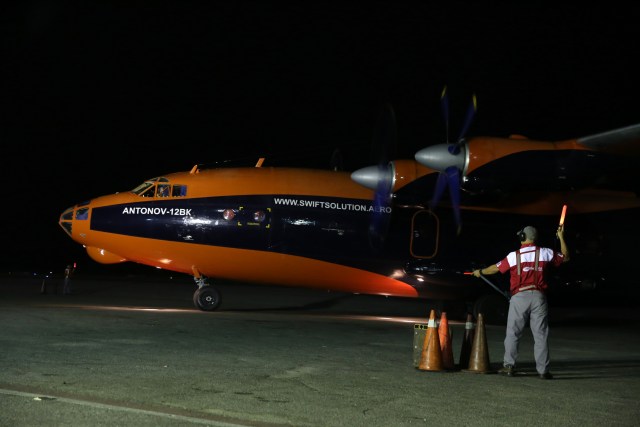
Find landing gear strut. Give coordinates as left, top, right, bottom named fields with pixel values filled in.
left=192, top=275, right=221, bottom=311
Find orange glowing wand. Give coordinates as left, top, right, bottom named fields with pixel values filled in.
left=556, top=204, right=567, bottom=245
left=559, top=204, right=567, bottom=226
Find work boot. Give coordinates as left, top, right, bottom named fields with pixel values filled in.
left=498, top=365, right=514, bottom=377
left=539, top=372, right=553, bottom=380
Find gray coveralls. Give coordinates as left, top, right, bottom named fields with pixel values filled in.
left=504, top=289, right=550, bottom=375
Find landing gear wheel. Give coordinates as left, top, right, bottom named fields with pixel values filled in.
left=473, top=294, right=509, bottom=325
left=193, top=286, right=221, bottom=311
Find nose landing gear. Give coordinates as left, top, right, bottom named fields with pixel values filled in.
left=192, top=274, right=222, bottom=311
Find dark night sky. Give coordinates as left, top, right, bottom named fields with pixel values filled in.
left=3, top=2, right=640, bottom=273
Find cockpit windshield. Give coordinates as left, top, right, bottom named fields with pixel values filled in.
left=131, top=180, right=157, bottom=196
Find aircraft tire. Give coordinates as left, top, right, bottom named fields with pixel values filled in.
left=473, top=294, right=508, bottom=325
left=193, top=286, right=221, bottom=311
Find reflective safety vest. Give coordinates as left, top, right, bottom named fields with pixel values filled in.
left=515, top=246, right=540, bottom=292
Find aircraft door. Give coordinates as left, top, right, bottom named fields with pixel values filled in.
left=409, top=210, right=439, bottom=259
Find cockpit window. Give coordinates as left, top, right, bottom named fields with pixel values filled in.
left=76, top=207, right=89, bottom=220
left=132, top=178, right=187, bottom=198
left=138, top=183, right=157, bottom=198
left=157, top=184, right=170, bottom=197
left=61, top=208, right=74, bottom=221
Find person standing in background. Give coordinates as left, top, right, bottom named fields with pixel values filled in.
left=63, top=264, right=75, bottom=295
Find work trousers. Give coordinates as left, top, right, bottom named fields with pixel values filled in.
left=504, top=289, right=550, bottom=375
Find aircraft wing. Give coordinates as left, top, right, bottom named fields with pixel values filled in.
left=354, top=121, right=640, bottom=221
left=576, top=123, right=640, bottom=154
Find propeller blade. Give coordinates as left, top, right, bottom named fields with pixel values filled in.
left=330, top=148, right=344, bottom=171
left=429, top=170, right=448, bottom=210
left=422, top=89, right=477, bottom=234
left=445, top=166, right=462, bottom=234
left=429, top=166, right=462, bottom=234
left=371, top=103, right=397, bottom=165
left=456, top=93, right=477, bottom=142
left=367, top=104, right=397, bottom=249
left=441, top=85, right=450, bottom=143
left=370, top=163, right=394, bottom=248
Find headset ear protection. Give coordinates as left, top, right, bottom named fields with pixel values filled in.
left=517, top=229, right=526, bottom=242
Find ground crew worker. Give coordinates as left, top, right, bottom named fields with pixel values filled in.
left=472, top=225, right=569, bottom=379
left=63, top=264, right=75, bottom=295
left=40, top=272, right=52, bottom=294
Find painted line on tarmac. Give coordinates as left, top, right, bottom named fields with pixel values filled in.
left=0, top=387, right=254, bottom=427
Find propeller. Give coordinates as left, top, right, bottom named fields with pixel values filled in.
left=351, top=103, right=397, bottom=249
left=415, top=87, right=477, bottom=234
left=330, top=148, right=344, bottom=171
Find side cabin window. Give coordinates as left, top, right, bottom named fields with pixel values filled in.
left=172, top=184, right=187, bottom=197
left=131, top=177, right=187, bottom=198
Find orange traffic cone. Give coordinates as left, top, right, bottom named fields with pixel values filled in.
left=462, top=312, right=492, bottom=373
left=418, top=308, right=436, bottom=366
left=438, top=312, right=455, bottom=370
left=418, top=309, right=443, bottom=372
left=458, top=313, right=475, bottom=370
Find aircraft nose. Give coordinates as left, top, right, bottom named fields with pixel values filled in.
left=59, top=206, right=76, bottom=236
left=59, top=202, right=91, bottom=236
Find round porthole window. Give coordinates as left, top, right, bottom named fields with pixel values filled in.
left=254, top=210, right=265, bottom=222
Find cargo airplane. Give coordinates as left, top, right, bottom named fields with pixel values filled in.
left=58, top=97, right=640, bottom=320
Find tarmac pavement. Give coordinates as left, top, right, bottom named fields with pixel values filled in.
left=1, top=272, right=639, bottom=426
